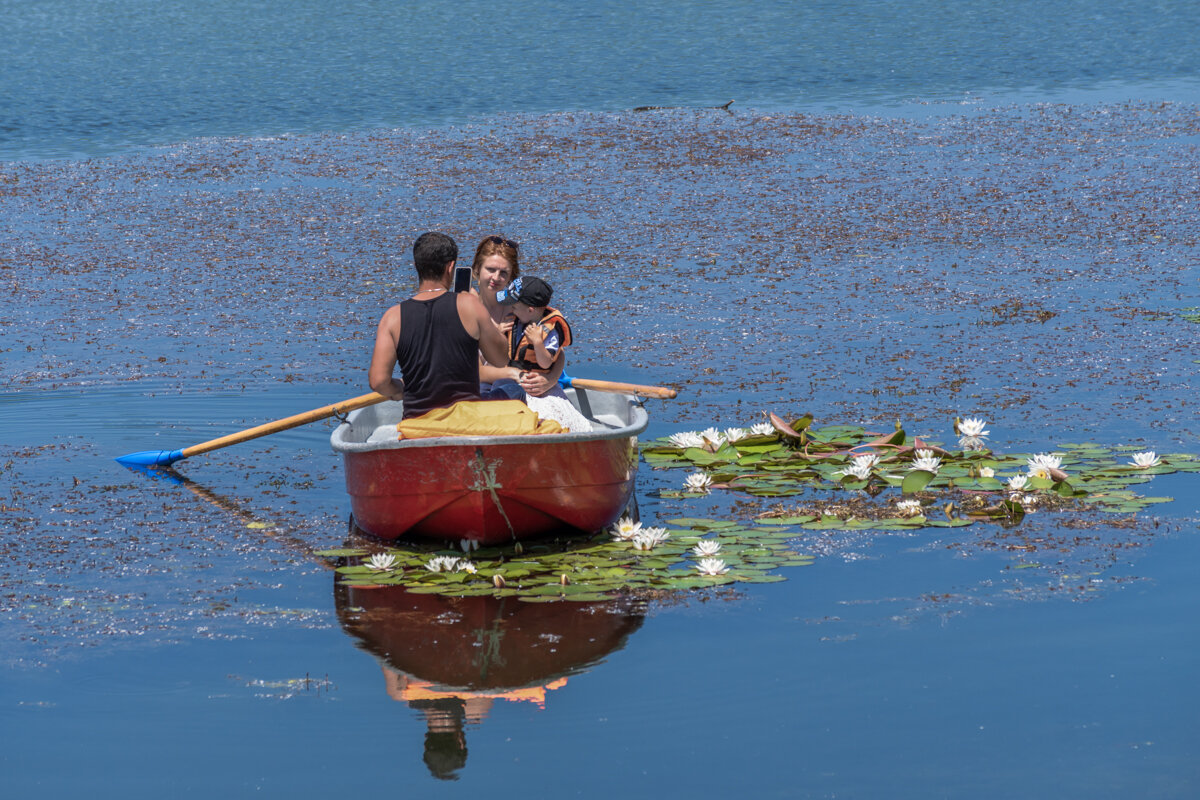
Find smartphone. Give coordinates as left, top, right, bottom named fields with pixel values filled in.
left=453, top=265, right=472, bottom=292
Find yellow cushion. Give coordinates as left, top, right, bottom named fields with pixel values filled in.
left=397, top=399, right=565, bottom=439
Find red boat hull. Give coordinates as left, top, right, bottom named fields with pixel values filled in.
left=343, top=435, right=640, bottom=544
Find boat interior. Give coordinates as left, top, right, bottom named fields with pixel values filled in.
left=331, top=388, right=649, bottom=452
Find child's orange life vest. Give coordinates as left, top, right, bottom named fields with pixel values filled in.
left=507, top=308, right=572, bottom=373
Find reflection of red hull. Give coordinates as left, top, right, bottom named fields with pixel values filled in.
left=335, top=583, right=645, bottom=690
left=332, top=391, right=647, bottom=544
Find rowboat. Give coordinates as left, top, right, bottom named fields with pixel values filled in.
left=330, top=388, right=647, bottom=544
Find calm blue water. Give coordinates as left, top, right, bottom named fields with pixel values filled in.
left=4, top=0, right=1200, bottom=161
left=3, top=2, right=1200, bottom=797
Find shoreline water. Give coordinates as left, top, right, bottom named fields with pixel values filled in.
left=7, top=77, right=1200, bottom=164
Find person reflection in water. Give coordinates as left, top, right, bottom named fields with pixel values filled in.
left=409, top=697, right=473, bottom=781
left=381, top=667, right=567, bottom=780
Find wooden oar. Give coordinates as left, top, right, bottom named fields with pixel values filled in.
left=559, top=372, right=677, bottom=399
left=116, top=392, right=389, bottom=467
left=117, top=373, right=675, bottom=468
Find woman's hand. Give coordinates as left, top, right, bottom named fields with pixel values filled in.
left=519, top=370, right=556, bottom=397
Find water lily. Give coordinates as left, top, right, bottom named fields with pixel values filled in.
left=366, top=553, right=398, bottom=572
left=699, top=427, right=725, bottom=447
left=895, top=499, right=922, bottom=516
left=910, top=454, right=942, bottom=473
left=692, top=539, right=722, bottom=557
left=695, top=558, right=730, bottom=576
left=632, top=527, right=670, bottom=550
left=669, top=431, right=705, bottom=449
left=684, top=472, right=714, bottom=493
left=980, top=467, right=995, bottom=478
left=1026, top=453, right=1063, bottom=472
left=724, top=427, right=749, bottom=442
left=458, top=561, right=478, bottom=574
left=1007, top=474, right=1029, bottom=491
left=1129, top=451, right=1161, bottom=468
left=852, top=453, right=881, bottom=471
left=957, top=417, right=990, bottom=450
left=425, top=555, right=461, bottom=573
left=611, top=516, right=643, bottom=541
left=749, top=422, right=775, bottom=436
left=836, top=461, right=873, bottom=480
left=959, top=417, right=990, bottom=438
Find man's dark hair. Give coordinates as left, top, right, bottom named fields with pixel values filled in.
left=413, top=232, right=458, bottom=281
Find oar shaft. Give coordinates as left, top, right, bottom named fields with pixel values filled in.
left=567, top=378, right=677, bottom=399
left=180, top=392, right=388, bottom=459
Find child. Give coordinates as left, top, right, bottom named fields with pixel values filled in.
left=489, top=276, right=572, bottom=401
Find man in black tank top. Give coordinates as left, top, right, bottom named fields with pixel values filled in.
left=369, top=233, right=510, bottom=419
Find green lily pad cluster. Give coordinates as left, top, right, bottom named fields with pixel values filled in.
left=316, top=521, right=814, bottom=601
left=314, top=417, right=1197, bottom=602
left=645, top=415, right=1200, bottom=528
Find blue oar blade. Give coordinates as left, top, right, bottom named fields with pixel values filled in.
left=115, top=449, right=186, bottom=467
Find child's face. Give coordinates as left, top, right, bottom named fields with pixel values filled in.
left=512, top=302, right=542, bottom=323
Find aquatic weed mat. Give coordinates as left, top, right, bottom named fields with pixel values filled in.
left=3, top=101, right=1199, bottom=651
left=644, top=416, right=1200, bottom=600
left=319, top=417, right=1200, bottom=607
left=1, top=102, right=1197, bottom=440
left=0, top=441, right=345, bottom=666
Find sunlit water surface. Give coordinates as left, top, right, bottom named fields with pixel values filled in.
left=2, top=2, right=1200, bottom=797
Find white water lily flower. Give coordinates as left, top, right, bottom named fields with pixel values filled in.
left=669, top=431, right=705, bottom=449
left=837, top=461, right=873, bottom=480
left=1026, top=453, right=1063, bottom=472
left=852, top=453, right=881, bottom=470
left=695, top=558, right=730, bottom=576
left=366, top=553, right=398, bottom=572
left=457, top=561, right=478, bottom=574
left=915, top=448, right=936, bottom=460
left=684, top=472, right=714, bottom=493
left=611, top=516, right=643, bottom=541
left=1007, top=475, right=1029, bottom=491
left=980, top=467, right=995, bottom=478
left=1129, top=451, right=1161, bottom=468
left=724, top=427, right=749, bottom=442
left=692, top=539, right=722, bottom=557
left=425, top=555, right=461, bottom=573
left=749, top=422, right=775, bottom=436
left=699, top=427, right=725, bottom=447
left=957, top=417, right=990, bottom=451
left=632, top=527, right=670, bottom=550
left=910, top=455, right=942, bottom=473
left=959, top=417, right=989, bottom=438
left=895, top=499, right=923, bottom=516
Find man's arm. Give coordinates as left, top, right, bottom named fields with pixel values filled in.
left=368, top=305, right=405, bottom=401
left=459, top=293, right=509, bottom=368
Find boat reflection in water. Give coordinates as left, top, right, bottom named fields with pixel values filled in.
left=334, top=578, right=646, bottom=780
